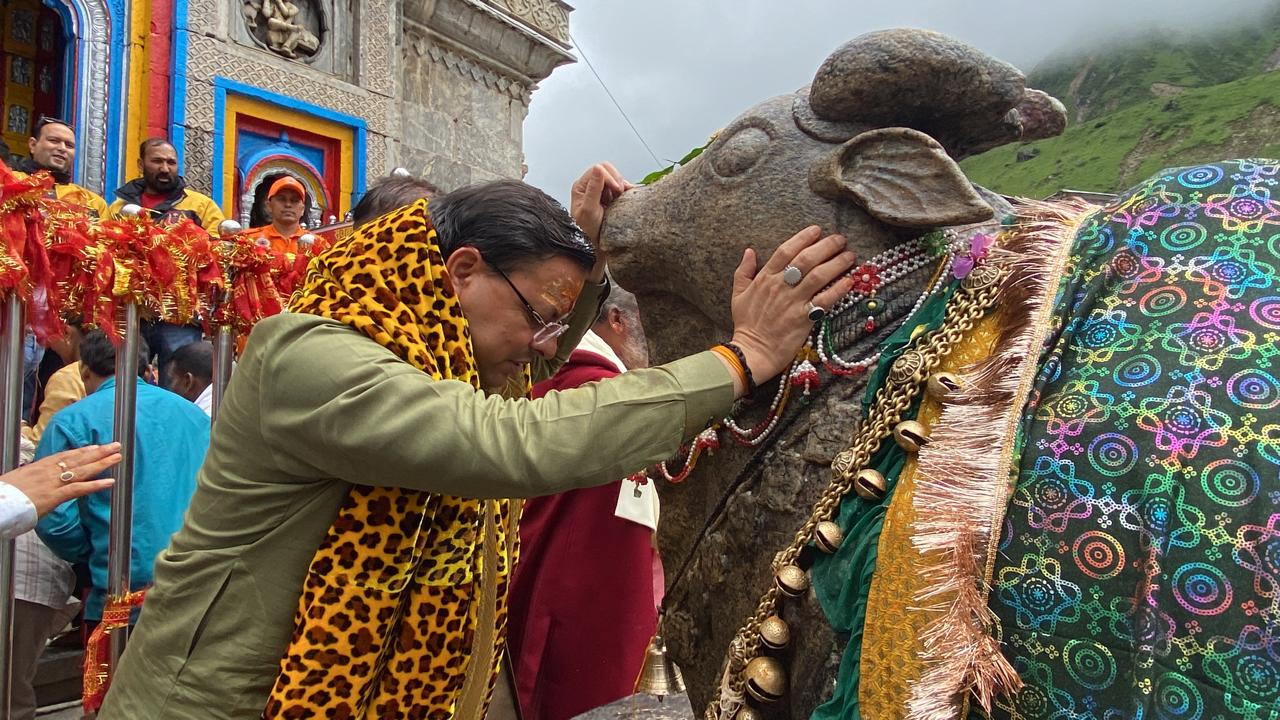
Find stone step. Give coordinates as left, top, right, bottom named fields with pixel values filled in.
left=34, top=647, right=83, bottom=710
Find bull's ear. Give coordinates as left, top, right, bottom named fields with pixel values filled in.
left=809, top=127, right=993, bottom=227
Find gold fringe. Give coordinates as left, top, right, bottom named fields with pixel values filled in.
left=905, top=199, right=1097, bottom=720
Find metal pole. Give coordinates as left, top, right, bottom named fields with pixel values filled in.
left=210, top=220, right=242, bottom=423
left=211, top=326, right=235, bottom=422
left=106, top=302, right=141, bottom=663
left=0, top=294, right=25, bottom=717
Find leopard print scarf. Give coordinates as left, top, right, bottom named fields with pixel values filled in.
left=265, top=199, right=519, bottom=718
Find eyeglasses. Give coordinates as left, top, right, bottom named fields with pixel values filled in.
left=489, top=263, right=569, bottom=345
left=34, top=115, right=70, bottom=136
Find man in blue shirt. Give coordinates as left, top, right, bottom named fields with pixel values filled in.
left=36, top=329, right=210, bottom=624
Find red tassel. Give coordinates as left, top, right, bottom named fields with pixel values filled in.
left=790, top=359, right=820, bottom=394
left=693, top=427, right=720, bottom=453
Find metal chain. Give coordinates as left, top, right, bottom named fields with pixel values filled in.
left=705, top=261, right=1006, bottom=719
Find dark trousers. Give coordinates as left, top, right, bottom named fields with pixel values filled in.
left=140, top=321, right=203, bottom=387
left=13, top=599, right=78, bottom=720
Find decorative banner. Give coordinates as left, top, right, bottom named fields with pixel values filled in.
left=0, top=159, right=332, bottom=345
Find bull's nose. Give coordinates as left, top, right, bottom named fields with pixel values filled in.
left=600, top=186, right=650, bottom=253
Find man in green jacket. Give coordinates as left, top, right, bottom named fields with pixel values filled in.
left=100, top=163, right=856, bottom=719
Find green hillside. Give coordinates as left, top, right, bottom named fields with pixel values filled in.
left=1030, top=17, right=1280, bottom=124
left=962, top=70, right=1280, bottom=198
left=962, top=7, right=1280, bottom=197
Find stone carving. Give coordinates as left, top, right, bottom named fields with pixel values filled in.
left=242, top=0, right=324, bottom=60
left=600, top=29, right=1065, bottom=717
left=6, top=105, right=28, bottom=135
left=10, top=57, right=32, bottom=86
left=183, top=33, right=391, bottom=133
left=419, top=38, right=533, bottom=105
left=492, top=0, right=570, bottom=44
left=360, top=0, right=394, bottom=96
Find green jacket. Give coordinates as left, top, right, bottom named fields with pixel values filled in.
left=101, top=292, right=733, bottom=718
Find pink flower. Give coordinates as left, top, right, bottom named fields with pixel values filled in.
left=953, top=232, right=995, bottom=279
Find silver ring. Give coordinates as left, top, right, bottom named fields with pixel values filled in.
left=59, top=470, right=76, bottom=483
left=806, top=302, right=826, bottom=323
left=782, top=265, right=803, bottom=287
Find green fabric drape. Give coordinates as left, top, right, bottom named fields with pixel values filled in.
left=809, top=287, right=954, bottom=720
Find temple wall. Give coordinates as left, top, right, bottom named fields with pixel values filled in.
left=170, top=0, right=572, bottom=219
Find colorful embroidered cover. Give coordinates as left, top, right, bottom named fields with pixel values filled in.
left=987, top=160, right=1280, bottom=719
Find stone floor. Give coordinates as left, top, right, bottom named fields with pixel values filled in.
left=572, top=693, right=696, bottom=719
left=36, top=702, right=82, bottom=719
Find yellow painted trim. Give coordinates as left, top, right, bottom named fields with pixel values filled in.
left=124, top=0, right=150, bottom=176
left=220, top=93, right=355, bottom=217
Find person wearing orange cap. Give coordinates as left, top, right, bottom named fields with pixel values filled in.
left=249, top=176, right=312, bottom=255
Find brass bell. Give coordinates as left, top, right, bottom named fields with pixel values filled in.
left=926, top=372, right=962, bottom=400
left=734, top=708, right=764, bottom=720
left=893, top=420, right=930, bottom=453
left=775, top=564, right=809, bottom=598
left=758, top=615, right=791, bottom=650
left=854, top=468, right=887, bottom=501
left=633, top=633, right=686, bottom=696
left=743, top=655, right=787, bottom=703
left=814, top=521, right=844, bottom=554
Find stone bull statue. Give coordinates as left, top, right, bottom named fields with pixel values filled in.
left=601, top=29, right=1280, bottom=720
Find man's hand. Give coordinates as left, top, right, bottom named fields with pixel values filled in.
left=9, top=444, right=121, bottom=517
left=570, top=163, right=632, bottom=280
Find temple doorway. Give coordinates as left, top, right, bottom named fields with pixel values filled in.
left=0, top=0, right=67, bottom=164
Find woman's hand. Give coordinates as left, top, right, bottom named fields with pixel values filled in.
left=719, top=226, right=857, bottom=396
left=6, top=443, right=122, bottom=517
left=569, top=163, right=632, bottom=282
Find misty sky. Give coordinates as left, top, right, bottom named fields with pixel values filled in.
left=522, top=0, right=1275, bottom=204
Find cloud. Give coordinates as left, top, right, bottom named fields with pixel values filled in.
left=523, top=0, right=1275, bottom=203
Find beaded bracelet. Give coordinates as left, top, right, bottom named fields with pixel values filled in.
left=716, top=342, right=757, bottom=395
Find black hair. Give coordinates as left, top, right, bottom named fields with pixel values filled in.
left=250, top=171, right=313, bottom=228
left=168, top=340, right=213, bottom=381
left=430, top=180, right=594, bottom=272
left=139, top=137, right=174, bottom=160
left=33, top=115, right=72, bottom=140
left=79, top=329, right=151, bottom=379
left=352, top=176, right=441, bottom=228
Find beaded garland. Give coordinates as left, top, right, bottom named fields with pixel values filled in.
left=649, top=233, right=968, bottom=485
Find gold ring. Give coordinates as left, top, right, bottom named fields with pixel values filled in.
left=59, top=470, right=76, bottom=483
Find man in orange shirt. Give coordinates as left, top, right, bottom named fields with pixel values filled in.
left=250, top=176, right=310, bottom=254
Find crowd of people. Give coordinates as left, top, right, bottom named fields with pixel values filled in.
left=0, top=113, right=849, bottom=720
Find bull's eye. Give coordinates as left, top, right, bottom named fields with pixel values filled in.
left=708, top=125, right=771, bottom=179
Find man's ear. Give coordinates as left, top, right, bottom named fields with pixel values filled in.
left=444, top=246, right=484, bottom=292
left=608, top=306, right=626, bottom=333
left=27, top=137, right=37, bottom=155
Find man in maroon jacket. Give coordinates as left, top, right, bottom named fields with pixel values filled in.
left=507, top=286, right=660, bottom=720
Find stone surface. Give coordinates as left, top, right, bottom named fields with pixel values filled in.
left=396, top=0, right=573, bottom=192
left=572, top=693, right=696, bottom=720
left=179, top=0, right=572, bottom=199
left=598, top=28, right=1066, bottom=719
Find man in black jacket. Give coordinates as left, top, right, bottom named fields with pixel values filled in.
left=109, top=138, right=227, bottom=383
left=108, top=138, right=224, bottom=232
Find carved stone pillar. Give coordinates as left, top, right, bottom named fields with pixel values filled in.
left=398, top=0, right=574, bottom=190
